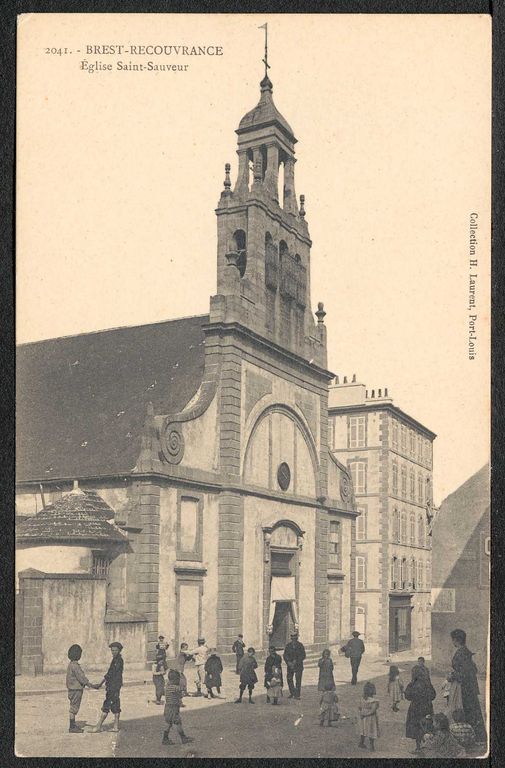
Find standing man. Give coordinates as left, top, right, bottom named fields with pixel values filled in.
left=283, top=632, right=306, bottom=700
left=341, top=630, right=365, bottom=685
left=232, top=634, right=246, bottom=674
left=189, top=637, right=208, bottom=696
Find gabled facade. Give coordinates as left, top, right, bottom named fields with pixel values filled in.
left=16, top=66, right=358, bottom=663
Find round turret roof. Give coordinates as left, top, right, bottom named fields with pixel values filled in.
left=16, top=488, right=128, bottom=545
left=237, top=77, right=295, bottom=142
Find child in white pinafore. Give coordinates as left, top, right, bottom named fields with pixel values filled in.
left=357, top=681, right=380, bottom=751
left=387, top=665, right=404, bottom=712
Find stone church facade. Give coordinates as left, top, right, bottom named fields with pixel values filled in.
left=16, top=70, right=358, bottom=663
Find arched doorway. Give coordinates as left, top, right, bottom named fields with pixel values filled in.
left=262, top=521, right=304, bottom=648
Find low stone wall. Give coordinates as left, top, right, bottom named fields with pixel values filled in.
left=18, top=570, right=147, bottom=674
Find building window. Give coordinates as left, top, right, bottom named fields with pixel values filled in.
left=392, top=508, right=400, bottom=543
left=356, top=506, right=367, bottom=541
left=329, top=520, right=342, bottom=568
left=392, top=461, right=398, bottom=495
left=356, top=556, right=366, bottom=589
left=400, top=557, right=407, bottom=589
left=328, top=417, right=335, bottom=450
left=348, top=416, right=367, bottom=449
left=426, top=560, right=431, bottom=589
left=418, top=515, right=425, bottom=548
left=410, top=513, right=416, bottom=545
left=418, top=560, right=424, bottom=589
left=410, top=431, right=416, bottom=457
left=401, top=466, right=407, bottom=498
left=177, top=493, right=203, bottom=560
left=400, top=511, right=407, bottom=544
left=424, top=440, right=431, bottom=466
left=411, top=557, right=417, bottom=589
left=400, top=425, right=407, bottom=452
left=355, top=606, right=366, bottom=635
left=409, top=469, right=415, bottom=501
left=391, top=555, right=399, bottom=589
left=417, top=434, right=423, bottom=462
left=392, top=420, right=399, bottom=449
left=426, top=477, right=432, bottom=506
left=349, top=461, right=366, bottom=494
left=92, top=553, right=111, bottom=576
left=418, top=474, right=424, bottom=504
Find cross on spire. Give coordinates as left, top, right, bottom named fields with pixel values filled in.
left=258, top=22, right=270, bottom=78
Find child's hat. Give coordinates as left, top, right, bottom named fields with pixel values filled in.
left=352, top=631, right=361, bottom=636
left=67, top=644, right=82, bottom=660
left=109, top=641, right=123, bottom=650
left=198, top=637, right=205, bottom=643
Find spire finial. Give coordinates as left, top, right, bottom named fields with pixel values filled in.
left=223, top=163, right=231, bottom=195
left=258, top=22, right=270, bottom=79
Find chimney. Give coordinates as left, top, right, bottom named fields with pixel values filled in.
left=352, top=374, right=356, bottom=383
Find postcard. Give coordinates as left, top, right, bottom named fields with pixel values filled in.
left=15, top=12, right=490, bottom=759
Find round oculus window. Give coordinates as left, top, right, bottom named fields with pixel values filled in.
left=277, top=462, right=291, bottom=491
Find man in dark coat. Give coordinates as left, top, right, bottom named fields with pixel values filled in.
left=264, top=645, right=283, bottom=702
left=232, top=634, right=245, bottom=674
left=283, top=633, right=306, bottom=700
left=341, top=631, right=365, bottom=685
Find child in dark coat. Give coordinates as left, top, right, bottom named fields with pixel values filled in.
left=66, top=644, right=100, bottom=733
left=152, top=648, right=168, bottom=704
left=235, top=647, right=258, bottom=704
left=317, top=649, right=336, bottom=692
left=404, top=666, right=437, bottom=752
left=162, top=670, right=193, bottom=746
left=204, top=649, right=223, bottom=698
left=90, top=641, right=124, bottom=733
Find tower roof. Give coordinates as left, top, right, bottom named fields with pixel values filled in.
left=237, top=77, right=296, bottom=143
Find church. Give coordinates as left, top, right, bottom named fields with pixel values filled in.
left=16, top=62, right=358, bottom=667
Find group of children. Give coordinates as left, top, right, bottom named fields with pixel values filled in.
left=66, top=641, right=480, bottom=755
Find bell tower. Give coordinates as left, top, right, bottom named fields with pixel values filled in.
left=210, top=63, right=327, bottom=369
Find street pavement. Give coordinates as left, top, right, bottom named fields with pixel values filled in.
left=15, top=653, right=488, bottom=759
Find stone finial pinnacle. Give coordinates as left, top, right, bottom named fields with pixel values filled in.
left=223, top=163, right=231, bottom=195
left=299, top=194, right=306, bottom=219
left=315, top=301, right=326, bottom=324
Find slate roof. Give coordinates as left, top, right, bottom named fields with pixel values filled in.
left=16, top=489, right=129, bottom=544
left=17, top=315, right=209, bottom=482
left=237, top=77, right=295, bottom=141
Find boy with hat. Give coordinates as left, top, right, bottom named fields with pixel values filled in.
left=162, top=669, right=193, bottom=746
left=66, top=644, right=100, bottom=733
left=341, top=631, right=365, bottom=685
left=156, top=634, right=170, bottom=652
left=232, top=634, right=245, bottom=674
left=90, top=641, right=124, bottom=733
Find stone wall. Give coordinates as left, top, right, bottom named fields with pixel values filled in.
left=17, top=570, right=147, bottom=674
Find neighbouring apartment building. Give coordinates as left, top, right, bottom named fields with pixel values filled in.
left=328, top=377, right=436, bottom=657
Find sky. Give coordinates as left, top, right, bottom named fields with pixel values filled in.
left=16, top=13, right=491, bottom=504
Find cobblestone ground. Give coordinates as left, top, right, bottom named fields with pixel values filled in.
left=15, top=657, right=488, bottom=759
